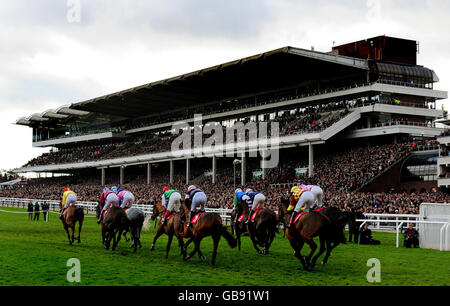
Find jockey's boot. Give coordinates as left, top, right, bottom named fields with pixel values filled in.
left=59, top=208, right=64, bottom=220
left=97, top=212, right=103, bottom=224
left=187, top=211, right=193, bottom=228
left=245, top=209, right=253, bottom=224
left=288, top=211, right=298, bottom=229
left=161, top=210, right=169, bottom=225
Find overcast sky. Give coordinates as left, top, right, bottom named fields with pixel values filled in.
left=1, top=0, right=449, bottom=171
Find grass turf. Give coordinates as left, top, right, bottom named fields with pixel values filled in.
left=0, top=207, right=448, bottom=286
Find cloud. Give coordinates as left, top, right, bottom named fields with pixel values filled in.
left=0, top=0, right=449, bottom=170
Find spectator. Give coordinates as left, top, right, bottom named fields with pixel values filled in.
left=403, top=223, right=419, bottom=248
left=27, top=201, right=33, bottom=221
left=33, top=202, right=40, bottom=221
left=359, top=223, right=381, bottom=245
left=41, top=202, right=49, bottom=222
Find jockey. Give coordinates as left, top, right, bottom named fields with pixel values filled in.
left=287, top=186, right=315, bottom=229
left=185, top=185, right=207, bottom=227
left=161, top=187, right=182, bottom=225
left=111, top=186, right=118, bottom=193
left=117, top=189, right=135, bottom=209
left=300, top=184, right=324, bottom=210
left=244, top=188, right=266, bottom=224
left=234, top=188, right=247, bottom=222
left=59, top=187, right=77, bottom=220
left=97, top=187, right=120, bottom=224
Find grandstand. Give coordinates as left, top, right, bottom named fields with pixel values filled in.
left=7, top=35, right=449, bottom=211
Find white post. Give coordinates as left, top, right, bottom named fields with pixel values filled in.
left=101, top=168, right=105, bottom=186
left=186, top=158, right=190, bottom=185
left=212, top=156, right=216, bottom=184
left=120, top=166, right=125, bottom=185
left=170, top=160, right=174, bottom=185
left=308, top=143, right=314, bottom=177
left=396, top=222, right=404, bottom=248
left=241, top=152, right=246, bottom=186
left=147, top=163, right=151, bottom=185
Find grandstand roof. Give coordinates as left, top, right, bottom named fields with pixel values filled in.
left=16, top=46, right=370, bottom=127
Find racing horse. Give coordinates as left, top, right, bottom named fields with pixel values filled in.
left=96, top=202, right=129, bottom=251
left=150, top=198, right=186, bottom=259
left=235, top=198, right=278, bottom=255
left=279, top=198, right=349, bottom=270
left=122, top=207, right=145, bottom=252
left=182, top=199, right=237, bottom=265
left=60, top=203, right=84, bottom=245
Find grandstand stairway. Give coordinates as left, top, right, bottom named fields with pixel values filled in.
left=320, top=109, right=362, bottom=140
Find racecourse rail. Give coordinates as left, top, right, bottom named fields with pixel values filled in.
left=0, top=197, right=423, bottom=229
left=2, top=197, right=449, bottom=251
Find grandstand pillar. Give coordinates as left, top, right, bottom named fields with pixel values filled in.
left=241, top=152, right=246, bottom=186
left=101, top=168, right=105, bottom=186
left=186, top=158, right=190, bottom=185
left=170, top=160, right=174, bottom=185
left=147, top=163, right=151, bottom=185
left=308, top=143, right=314, bottom=178
left=212, top=155, right=216, bottom=184
left=367, top=116, right=372, bottom=128
left=120, top=166, right=125, bottom=185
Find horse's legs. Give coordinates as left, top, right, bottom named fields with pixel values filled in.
left=123, top=230, right=130, bottom=242
left=70, top=226, right=75, bottom=244
left=248, top=226, right=262, bottom=254
left=138, top=226, right=143, bottom=248
left=184, top=236, right=203, bottom=261
left=304, top=237, right=318, bottom=265
left=104, top=228, right=111, bottom=250
left=196, top=237, right=205, bottom=261
left=176, top=234, right=185, bottom=255
left=63, top=223, right=72, bottom=245
left=288, top=238, right=308, bottom=270
left=182, top=237, right=193, bottom=256
left=211, top=234, right=220, bottom=266
left=311, top=236, right=326, bottom=267
left=165, top=234, right=173, bottom=259
left=111, top=230, right=119, bottom=251
left=322, top=241, right=338, bottom=265
left=150, top=226, right=164, bottom=251
left=115, top=230, right=123, bottom=250
left=77, top=221, right=82, bottom=243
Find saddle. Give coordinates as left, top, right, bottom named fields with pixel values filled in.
left=250, top=208, right=264, bottom=223
left=102, top=209, right=109, bottom=219
left=191, top=211, right=205, bottom=224
left=62, top=203, right=76, bottom=217
left=293, top=207, right=325, bottom=224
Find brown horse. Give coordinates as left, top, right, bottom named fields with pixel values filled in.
left=278, top=198, right=349, bottom=270
left=182, top=199, right=237, bottom=265
left=235, top=198, right=278, bottom=255
left=150, top=198, right=186, bottom=258
left=96, top=203, right=129, bottom=251
left=61, top=204, right=84, bottom=245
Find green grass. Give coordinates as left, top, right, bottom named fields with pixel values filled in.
left=0, top=207, right=448, bottom=286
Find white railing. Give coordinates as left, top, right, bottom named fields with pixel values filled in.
left=357, top=219, right=449, bottom=251
left=360, top=213, right=420, bottom=230
left=0, top=197, right=233, bottom=223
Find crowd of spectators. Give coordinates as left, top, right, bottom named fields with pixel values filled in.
left=3, top=140, right=449, bottom=215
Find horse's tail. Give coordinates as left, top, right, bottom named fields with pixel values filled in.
left=220, top=225, right=237, bottom=248
left=74, top=207, right=84, bottom=222
left=143, top=214, right=152, bottom=230
left=121, top=212, right=130, bottom=230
